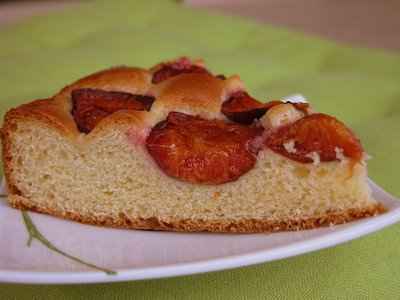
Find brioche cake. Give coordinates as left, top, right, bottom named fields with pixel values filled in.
left=1, top=57, right=385, bottom=233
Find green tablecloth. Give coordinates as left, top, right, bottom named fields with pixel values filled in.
left=1, top=0, right=400, bottom=298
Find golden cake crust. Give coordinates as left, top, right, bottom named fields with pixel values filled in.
left=9, top=194, right=385, bottom=233
left=3, top=65, right=241, bottom=138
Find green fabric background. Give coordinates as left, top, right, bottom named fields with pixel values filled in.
left=1, top=0, right=400, bottom=298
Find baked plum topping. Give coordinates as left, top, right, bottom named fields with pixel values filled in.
left=264, top=113, right=363, bottom=163
left=71, top=88, right=154, bottom=133
left=152, top=57, right=211, bottom=84
left=146, top=112, right=263, bottom=184
left=222, top=91, right=283, bottom=124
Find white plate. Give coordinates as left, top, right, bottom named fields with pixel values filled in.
left=0, top=179, right=399, bottom=284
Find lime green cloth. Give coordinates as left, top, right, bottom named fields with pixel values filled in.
left=1, top=0, right=400, bottom=298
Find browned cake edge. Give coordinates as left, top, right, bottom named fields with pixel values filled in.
left=9, top=194, right=386, bottom=233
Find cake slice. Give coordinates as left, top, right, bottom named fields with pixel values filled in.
left=1, top=57, right=385, bottom=233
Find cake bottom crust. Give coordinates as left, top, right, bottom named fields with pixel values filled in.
left=9, top=195, right=386, bottom=233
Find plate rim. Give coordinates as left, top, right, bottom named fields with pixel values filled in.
left=1, top=180, right=400, bottom=284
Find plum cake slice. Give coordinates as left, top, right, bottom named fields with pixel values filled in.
left=1, top=57, right=385, bottom=233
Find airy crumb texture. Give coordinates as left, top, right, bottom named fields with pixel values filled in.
left=2, top=117, right=384, bottom=232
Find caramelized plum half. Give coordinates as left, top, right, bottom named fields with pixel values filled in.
left=146, top=112, right=263, bottom=184
left=222, top=91, right=283, bottom=124
left=152, top=57, right=211, bottom=84
left=71, top=88, right=154, bottom=133
left=264, top=113, right=363, bottom=163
